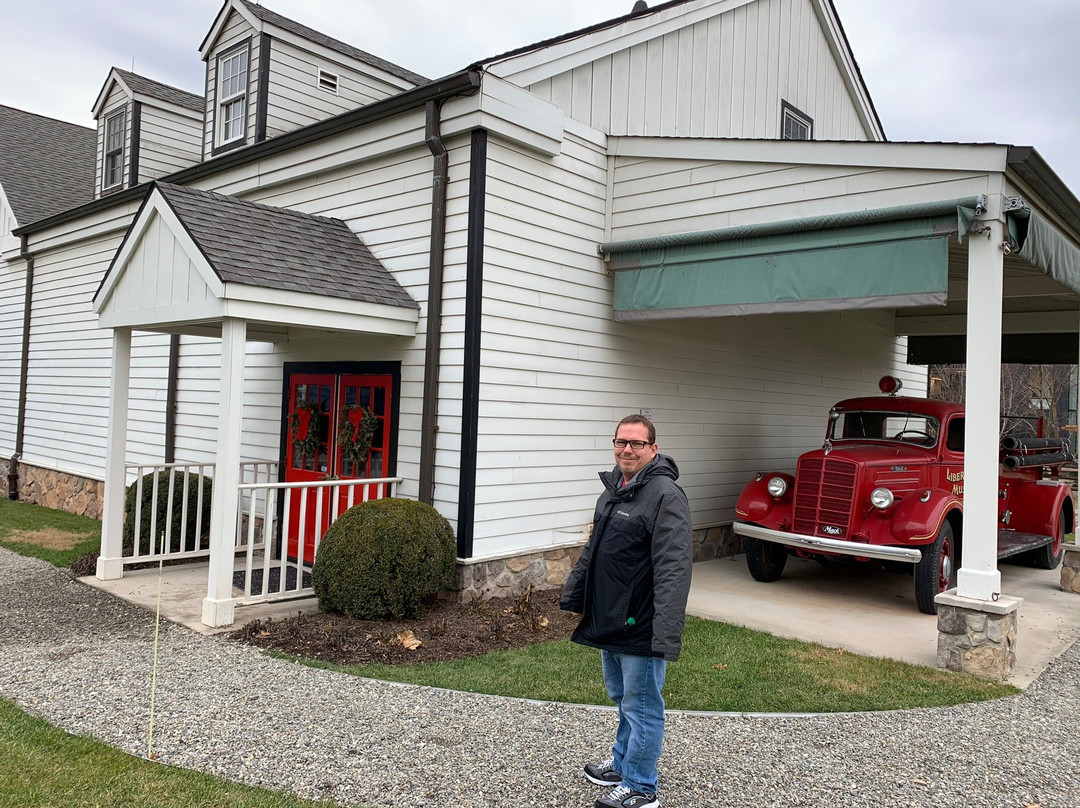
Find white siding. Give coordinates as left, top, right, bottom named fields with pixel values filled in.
left=94, top=86, right=131, bottom=198
left=528, top=0, right=870, bottom=141
left=610, top=156, right=997, bottom=242
left=263, top=40, right=407, bottom=140
left=136, top=104, right=203, bottom=182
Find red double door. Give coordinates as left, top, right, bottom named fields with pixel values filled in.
left=284, top=373, right=392, bottom=562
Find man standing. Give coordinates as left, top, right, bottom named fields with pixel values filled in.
left=561, top=414, right=693, bottom=808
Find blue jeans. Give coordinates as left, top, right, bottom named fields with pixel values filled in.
left=601, top=650, right=667, bottom=795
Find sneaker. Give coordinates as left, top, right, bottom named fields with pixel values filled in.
left=595, top=784, right=659, bottom=808
left=584, top=758, right=622, bottom=787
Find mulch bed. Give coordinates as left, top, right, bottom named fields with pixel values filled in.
left=229, top=587, right=581, bottom=666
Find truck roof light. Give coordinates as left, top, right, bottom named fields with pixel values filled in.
left=878, top=376, right=903, bottom=395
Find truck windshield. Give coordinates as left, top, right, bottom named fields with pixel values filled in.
left=831, top=410, right=940, bottom=446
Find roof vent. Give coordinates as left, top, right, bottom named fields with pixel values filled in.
left=631, top=1, right=648, bottom=13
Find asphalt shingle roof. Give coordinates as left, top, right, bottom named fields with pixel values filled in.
left=112, top=69, right=204, bottom=112
left=0, top=105, right=96, bottom=227
left=152, top=182, right=417, bottom=309
left=237, top=0, right=428, bottom=87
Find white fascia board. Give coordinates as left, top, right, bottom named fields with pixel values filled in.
left=609, top=137, right=1011, bottom=173
left=442, top=75, right=565, bottom=157
left=129, top=94, right=204, bottom=122
left=199, top=0, right=259, bottom=60
left=221, top=286, right=419, bottom=337
left=93, top=189, right=225, bottom=314
left=487, top=0, right=751, bottom=87
left=809, top=0, right=884, bottom=141
left=91, top=69, right=131, bottom=118
left=97, top=298, right=227, bottom=330
left=261, top=24, right=419, bottom=91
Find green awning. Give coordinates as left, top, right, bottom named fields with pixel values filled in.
left=603, top=198, right=981, bottom=321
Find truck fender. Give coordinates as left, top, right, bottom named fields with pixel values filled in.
left=734, top=472, right=795, bottom=527
left=1005, top=480, right=1075, bottom=536
left=890, top=489, right=962, bottom=544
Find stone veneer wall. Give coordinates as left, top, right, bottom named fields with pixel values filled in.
left=453, top=525, right=740, bottom=602
left=13, top=462, right=104, bottom=520
left=1062, top=544, right=1080, bottom=594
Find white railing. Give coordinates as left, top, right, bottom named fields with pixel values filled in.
left=235, top=476, right=401, bottom=604
left=122, top=462, right=215, bottom=565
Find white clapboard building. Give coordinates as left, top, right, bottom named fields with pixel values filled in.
left=3, top=0, right=1080, bottom=633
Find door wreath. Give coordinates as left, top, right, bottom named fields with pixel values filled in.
left=338, top=405, right=378, bottom=470
left=288, top=399, right=323, bottom=461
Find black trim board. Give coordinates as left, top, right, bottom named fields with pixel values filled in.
left=907, top=334, right=1079, bottom=365
left=456, top=129, right=487, bottom=559
left=129, top=101, right=142, bottom=188
left=255, top=33, right=271, bottom=143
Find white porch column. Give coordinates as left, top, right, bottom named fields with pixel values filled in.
left=202, top=317, right=247, bottom=627
left=957, top=195, right=1005, bottom=601
left=96, top=328, right=132, bottom=581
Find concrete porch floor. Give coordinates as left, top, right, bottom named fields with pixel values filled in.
left=82, top=552, right=1080, bottom=686
left=688, top=553, right=1080, bottom=687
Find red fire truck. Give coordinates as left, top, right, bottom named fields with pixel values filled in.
left=733, top=377, right=1074, bottom=613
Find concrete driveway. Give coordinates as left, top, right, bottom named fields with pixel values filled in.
left=687, top=552, right=1080, bottom=687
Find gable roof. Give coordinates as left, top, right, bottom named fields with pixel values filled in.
left=201, top=0, right=428, bottom=88
left=0, top=105, right=96, bottom=227
left=92, top=68, right=204, bottom=118
left=135, top=182, right=417, bottom=308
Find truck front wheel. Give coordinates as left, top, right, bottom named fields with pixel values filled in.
left=1031, top=506, right=1067, bottom=570
left=746, top=537, right=788, bottom=582
left=914, top=520, right=955, bottom=614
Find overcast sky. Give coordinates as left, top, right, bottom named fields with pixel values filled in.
left=2, top=0, right=1079, bottom=191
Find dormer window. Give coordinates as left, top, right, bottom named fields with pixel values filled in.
left=781, top=101, right=813, bottom=141
left=103, top=110, right=126, bottom=190
left=217, top=44, right=249, bottom=145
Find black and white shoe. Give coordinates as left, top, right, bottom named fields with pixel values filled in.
left=594, top=784, right=659, bottom=808
left=584, top=758, right=622, bottom=787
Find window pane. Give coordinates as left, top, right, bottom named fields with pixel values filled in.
left=373, top=387, right=386, bottom=416
left=344, top=386, right=356, bottom=406
left=359, top=387, right=370, bottom=408
left=370, top=452, right=383, bottom=477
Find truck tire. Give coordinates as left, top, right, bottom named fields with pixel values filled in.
left=914, top=520, right=955, bottom=615
left=1031, top=507, right=1066, bottom=570
left=746, top=536, right=788, bottom=582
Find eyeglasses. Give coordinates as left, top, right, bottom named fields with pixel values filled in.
left=613, top=439, right=652, bottom=450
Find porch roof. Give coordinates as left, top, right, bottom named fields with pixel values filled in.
left=92, top=182, right=419, bottom=339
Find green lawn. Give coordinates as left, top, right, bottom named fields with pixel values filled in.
left=0, top=697, right=339, bottom=808
left=4, top=497, right=1020, bottom=714
left=0, top=498, right=100, bottom=567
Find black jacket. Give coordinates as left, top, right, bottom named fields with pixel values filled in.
left=560, top=454, right=693, bottom=661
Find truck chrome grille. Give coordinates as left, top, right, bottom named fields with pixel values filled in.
left=793, top=457, right=857, bottom=536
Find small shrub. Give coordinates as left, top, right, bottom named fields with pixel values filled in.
left=122, top=470, right=213, bottom=555
left=312, top=498, right=455, bottom=620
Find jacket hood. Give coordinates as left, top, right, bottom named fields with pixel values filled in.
left=601, top=453, right=680, bottom=492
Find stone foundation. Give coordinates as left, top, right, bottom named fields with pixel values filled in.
left=694, top=524, right=742, bottom=561
left=1061, top=545, right=1080, bottom=594
left=453, top=545, right=584, bottom=602
left=936, top=590, right=1020, bottom=681
left=13, top=462, right=104, bottom=520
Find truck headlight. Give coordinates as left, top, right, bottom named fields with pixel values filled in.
left=766, top=476, right=787, bottom=497
left=870, top=487, right=895, bottom=509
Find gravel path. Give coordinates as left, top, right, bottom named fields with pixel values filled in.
left=1, top=548, right=1078, bottom=808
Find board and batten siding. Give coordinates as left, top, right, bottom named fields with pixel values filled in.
left=263, top=40, right=410, bottom=140
left=136, top=105, right=203, bottom=182
left=470, top=127, right=923, bottom=559
left=527, top=0, right=870, bottom=141
left=94, top=86, right=131, bottom=198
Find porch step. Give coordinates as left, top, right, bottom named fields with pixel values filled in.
left=997, top=530, right=1052, bottom=559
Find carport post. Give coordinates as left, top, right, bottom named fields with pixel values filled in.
left=202, top=317, right=246, bottom=627
left=957, top=194, right=1004, bottom=602
left=96, top=327, right=131, bottom=581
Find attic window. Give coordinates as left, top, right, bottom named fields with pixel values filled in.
left=217, top=45, right=249, bottom=145
left=103, top=110, right=126, bottom=191
left=781, top=101, right=813, bottom=141
left=318, top=69, right=339, bottom=94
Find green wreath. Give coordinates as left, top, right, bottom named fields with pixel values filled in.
left=288, top=399, right=323, bottom=462
left=338, top=405, right=377, bottom=470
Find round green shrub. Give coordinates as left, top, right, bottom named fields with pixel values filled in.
left=312, top=497, right=456, bottom=619
left=122, top=470, right=213, bottom=555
